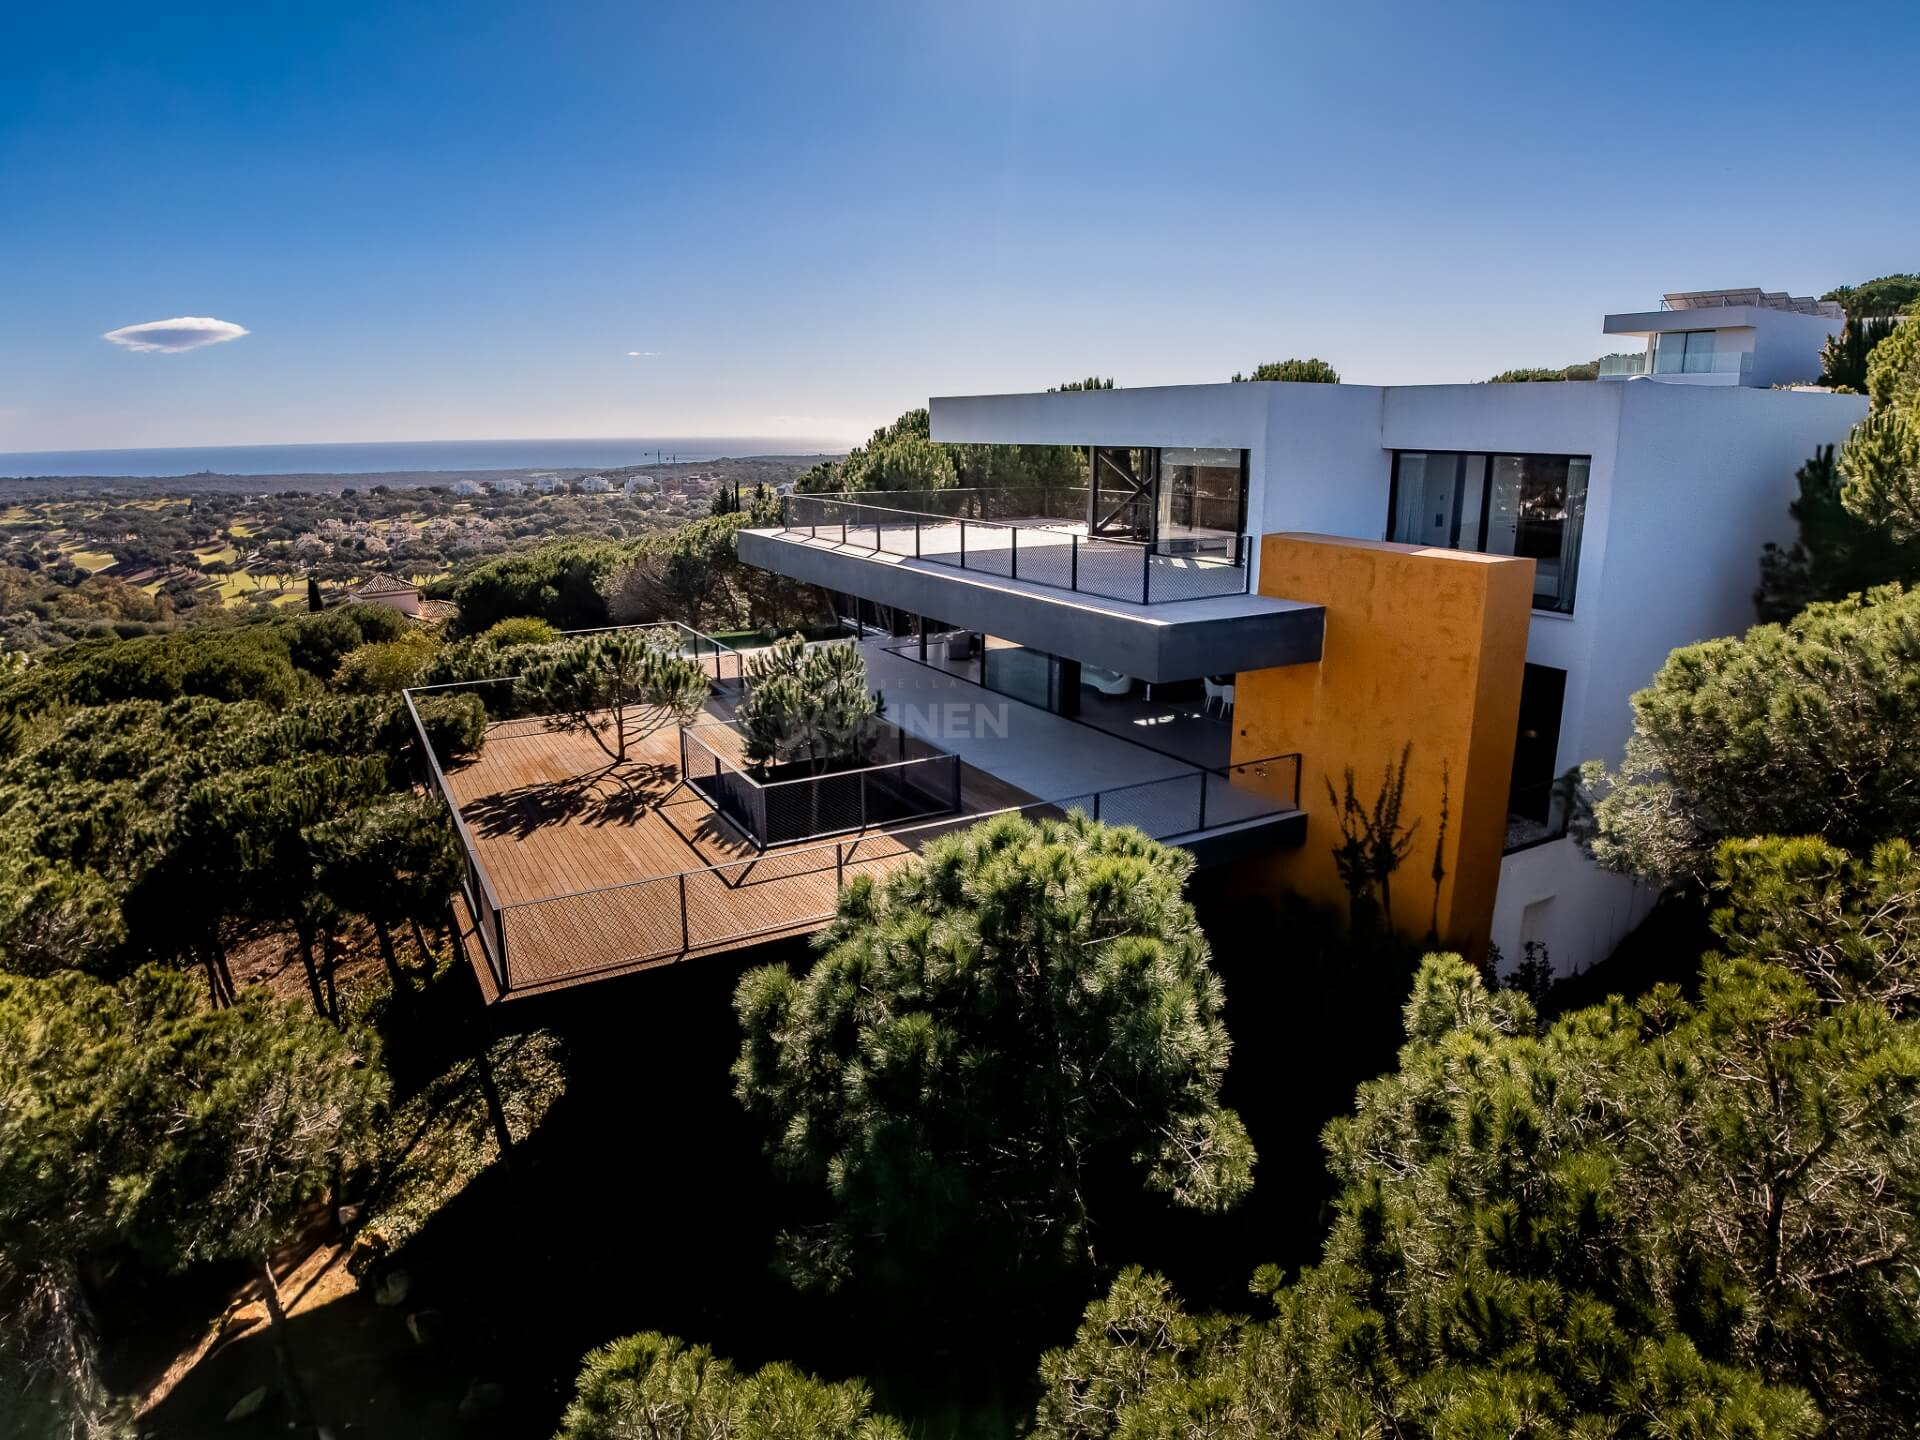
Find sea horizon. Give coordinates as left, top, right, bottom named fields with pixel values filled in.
left=0, top=435, right=849, bottom=480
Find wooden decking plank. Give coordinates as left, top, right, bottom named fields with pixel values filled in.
left=447, top=705, right=1036, bottom=1000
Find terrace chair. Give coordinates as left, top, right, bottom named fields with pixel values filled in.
left=1203, top=677, right=1235, bottom=717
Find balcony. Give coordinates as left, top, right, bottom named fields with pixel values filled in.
left=780, top=489, right=1253, bottom=604
left=741, top=496, right=1324, bottom=686
left=407, top=633, right=1304, bottom=1001
left=1598, top=349, right=1754, bottom=381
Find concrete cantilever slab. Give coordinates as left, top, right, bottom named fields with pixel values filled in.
left=739, top=529, right=1324, bottom=682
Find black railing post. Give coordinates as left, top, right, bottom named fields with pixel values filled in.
left=1093, top=791, right=1101, bottom=821
left=835, top=842, right=845, bottom=890
left=1198, top=771, right=1208, bottom=831
left=1011, top=527, right=1019, bottom=580
left=859, top=772, right=868, bottom=830
left=678, top=871, right=690, bottom=951
left=959, top=521, right=967, bottom=568
left=915, top=517, right=921, bottom=558
left=1142, top=551, right=1151, bottom=605
left=493, top=905, right=507, bottom=992
left=1070, top=534, right=1079, bottom=591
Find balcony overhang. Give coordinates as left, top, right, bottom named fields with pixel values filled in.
left=740, top=528, right=1323, bottom=682
left=1603, top=308, right=1764, bottom=338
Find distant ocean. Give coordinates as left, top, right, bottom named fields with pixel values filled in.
left=0, top=437, right=843, bottom=480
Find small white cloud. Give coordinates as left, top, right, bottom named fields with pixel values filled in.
left=103, top=316, right=249, bottom=354
left=627, top=350, right=659, bottom=357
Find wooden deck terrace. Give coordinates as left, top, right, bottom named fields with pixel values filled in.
left=444, top=702, right=1036, bottom=1002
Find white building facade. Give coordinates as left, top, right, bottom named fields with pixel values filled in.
left=919, top=297, right=1863, bottom=973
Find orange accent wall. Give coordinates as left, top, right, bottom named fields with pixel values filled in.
left=1231, top=534, right=1533, bottom=956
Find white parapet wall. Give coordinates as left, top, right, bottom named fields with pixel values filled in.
left=1491, top=837, right=1658, bottom=978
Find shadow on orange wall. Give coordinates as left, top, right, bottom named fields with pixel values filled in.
left=1230, top=534, right=1533, bottom=961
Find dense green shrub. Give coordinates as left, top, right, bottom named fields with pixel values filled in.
left=450, top=539, right=630, bottom=633
left=479, top=615, right=557, bottom=647
left=407, top=693, right=487, bottom=763
left=557, top=1332, right=904, bottom=1440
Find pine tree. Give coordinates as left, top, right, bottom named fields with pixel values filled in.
left=1755, top=444, right=1920, bottom=620
left=1580, top=583, right=1920, bottom=886
left=519, top=629, right=709, bottom=763
left=1229, top=357, right=1340, bottom=383
left=0, top=969, right=385, bottom=1437
left=735, top=637, right=882, bottom=773
left=557, top=1332, right=906, bottom=1440
left=733, top=814, right=1254, bottom=1302
left=1034, top=836, right=1920, bottom=1436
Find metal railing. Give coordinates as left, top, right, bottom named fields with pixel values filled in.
left=402, top=686, right=509, bottom=993
left=778, top=492, right=1251, bottom=605
left=482, top=750, right=1301, bottom=994
left=677, top=719, right=963, bottom=848
left=405, top=668, right=1303, bottom=995
left=560, top=620, right=752, bottom=689
left=1598, top=350, right=1755, bottom=379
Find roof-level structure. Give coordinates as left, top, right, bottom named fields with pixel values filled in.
left=1663, top=288, right=1843, bottom=318
left=351, top=574, right=419, bottom=598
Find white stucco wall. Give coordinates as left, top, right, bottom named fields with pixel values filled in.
left=930, top=375, right=1868, bottom=977
left=1577, top=381, right=1867, bottom=765
left=1490, top=838, right=1658, bottom=976
left=932, top=383, right=1271, bottom=451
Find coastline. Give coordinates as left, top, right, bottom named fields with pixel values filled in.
left=0, top=453, right=837, bottom=499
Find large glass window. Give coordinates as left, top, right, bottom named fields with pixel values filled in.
left=1387, top=450, right=1590, bottom=614
left=1654, top=329, right=1716, bottom=375
left=1156, top=447, right=1246, bottom=557
left=1086, top=446, right=1248, bottom=555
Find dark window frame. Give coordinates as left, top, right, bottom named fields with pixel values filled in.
left=1089, top=446, right=1251, bottom=550
left=1386, top=448, right=1590, bottom=615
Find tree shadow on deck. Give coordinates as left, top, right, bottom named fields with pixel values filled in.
left=461, top=760, right=676, bottom=838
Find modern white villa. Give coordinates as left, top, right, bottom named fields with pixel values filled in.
left=738, top=288, right=1867, bottom=974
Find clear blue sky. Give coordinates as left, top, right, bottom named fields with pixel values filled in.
left=3, top=0, right=1915, bottom=454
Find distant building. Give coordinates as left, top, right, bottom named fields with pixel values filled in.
left=1598, top=287, right=1844, bottom=386
left=623, top=475, right=657, bottom=495
left=529, top=474, right=561, bottom=494
left=344, top=574, right=421, bottom=617
left=451, top=480, right=483, bottom=497
left=491, top=478, right=526, bottom=495
left=576, top=474, right=613, bottom=493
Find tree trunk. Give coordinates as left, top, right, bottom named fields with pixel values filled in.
left=295, top=923, right=326, bottom=1016
left=320, top=928, right=340, bottom=1023
left=408, top=915, right=435, bottom=972
left=473, top=1041, right=517, bottom=1184
left=373, top=916, right=409, bottom=997
left=201, top=951, right=230, bottom=1009
left=215, top=948, right=239, bottom=1005
left=257, top=1252, right=318, bottom=1437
